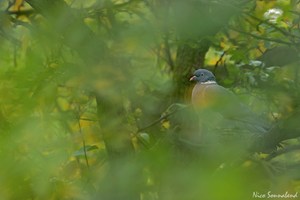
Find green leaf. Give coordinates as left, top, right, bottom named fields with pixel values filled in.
left=73, top=145, right=99, bottom=157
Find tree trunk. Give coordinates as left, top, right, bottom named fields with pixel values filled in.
left=173, top=39, right=211, bottom=102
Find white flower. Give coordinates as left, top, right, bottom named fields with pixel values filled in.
left=263, top=8, right=283, bottom=23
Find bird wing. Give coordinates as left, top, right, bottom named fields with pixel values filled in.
left=191, top=83, right=238, bottom=111
left=192, top=83, right=268, bottom=134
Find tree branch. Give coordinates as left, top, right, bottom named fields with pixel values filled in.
left=265, top=144, right=300, bottom=161
left=230, top=27, right=293, bottom=45
left=137, top=104, right=188, bottom=133
left=245, top=13, right=300, bottom=40
left=163, top=34, right=175, bottom=70
left=5, top=9, right=35, bottom=16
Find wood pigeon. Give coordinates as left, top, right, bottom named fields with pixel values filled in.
left=188, top=69, right=269, bottom=151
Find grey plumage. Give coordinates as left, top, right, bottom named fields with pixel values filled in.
left=189, top=69, right=269, bottom=150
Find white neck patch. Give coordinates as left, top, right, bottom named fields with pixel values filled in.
left=200, top=81, right=217, bottom=84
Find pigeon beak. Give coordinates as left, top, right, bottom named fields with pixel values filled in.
left=189, top=76, right=196, bottom=81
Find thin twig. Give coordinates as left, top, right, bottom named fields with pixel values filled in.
left=137, top=104, right=188, bottom=133
left=163, top=34, right=175, bottom=70
left=229, top=27, right=293, bottom=45
left=78, top=115, right=90, bottom=168
left=5, top=9, right=35, bottom=16
left=265, top=144, right=300, bottom=161
left=214, top=51, right=226, bottom=72
left=245, top=13, right=300, bottom=40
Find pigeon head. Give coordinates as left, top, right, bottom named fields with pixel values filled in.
left=189, top=69, right=216, bottom=83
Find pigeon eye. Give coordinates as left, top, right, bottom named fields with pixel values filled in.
left=200, top=73, right=204, bottom=76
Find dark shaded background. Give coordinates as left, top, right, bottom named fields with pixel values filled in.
left=0, top=0, right=299, bottom=199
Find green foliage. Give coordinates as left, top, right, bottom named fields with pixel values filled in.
left=0, top=0, right=299, bottom=199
